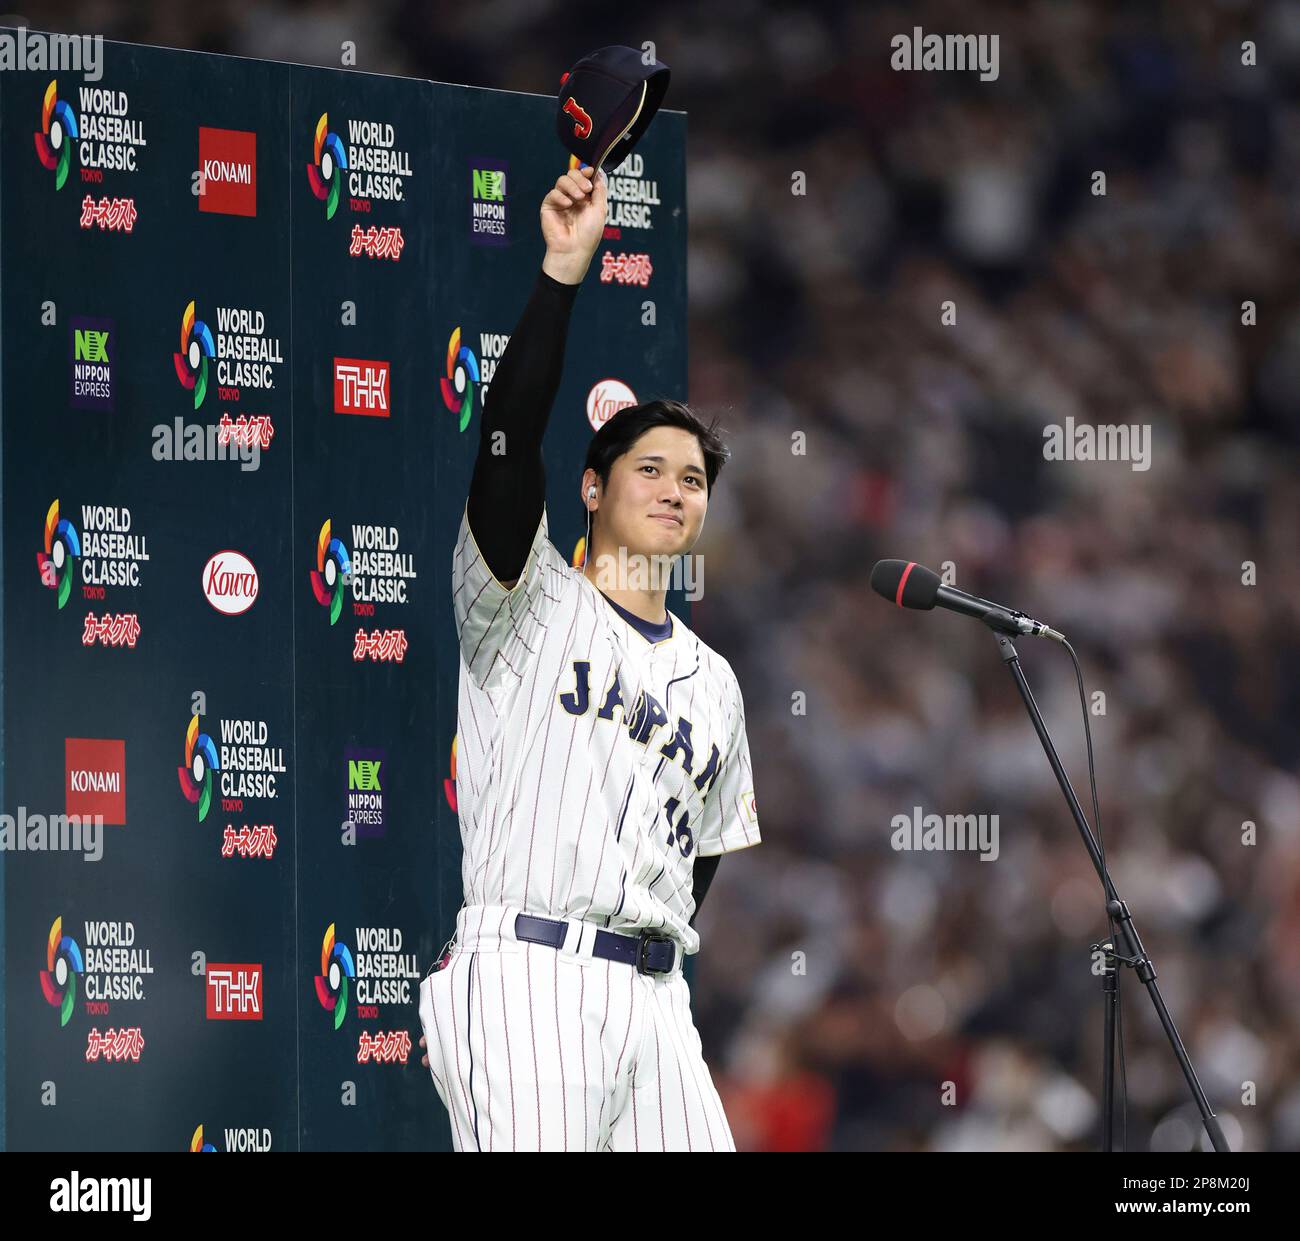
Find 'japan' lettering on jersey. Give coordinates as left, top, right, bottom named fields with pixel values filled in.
left=451, top=500, right=761, bottom=957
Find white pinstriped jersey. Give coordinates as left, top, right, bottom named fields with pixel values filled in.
left=451, top=499, right=761, bottom=958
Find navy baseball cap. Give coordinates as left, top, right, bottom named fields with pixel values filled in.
left=556, top=45, right=670, bottom=173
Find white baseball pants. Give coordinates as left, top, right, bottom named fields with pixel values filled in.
left=417, top=904, right=736, bottom=1151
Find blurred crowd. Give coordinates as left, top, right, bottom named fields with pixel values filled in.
left=32, top=0, right=1300, bottom=1150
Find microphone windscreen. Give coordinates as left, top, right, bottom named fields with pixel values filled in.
left=870, top=559, right=940, bottom=610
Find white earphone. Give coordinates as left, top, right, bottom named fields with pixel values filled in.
left=583, top=485, right=596, bottom=568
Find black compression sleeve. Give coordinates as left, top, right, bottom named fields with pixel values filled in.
left=466, top=266, right=582, bottom=583
left=689, top=854, right=722, bottom=928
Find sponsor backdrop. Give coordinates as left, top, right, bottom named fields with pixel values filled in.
left=0, top=36, right=687, bottom=1150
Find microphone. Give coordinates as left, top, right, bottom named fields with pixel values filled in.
left=870, top=559, right=1065, bottom=642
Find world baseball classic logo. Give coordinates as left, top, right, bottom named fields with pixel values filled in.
left=310, top=519, right=351, bottom=626
left=173, top=300, right=215, bottom=409
left=34, top=79, right=78, bottom=189
left=306, top=112, right=347, bottom=219
left=37, top=499, right=81, bottom=609
left=177, top=713, right=220, bottom=822
left=39, top=916, right=84, bottom=1027
left=314, top=923, right=355, bottom=1030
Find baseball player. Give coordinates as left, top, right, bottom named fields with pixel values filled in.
left=417, top=163, right=761, bottom=1151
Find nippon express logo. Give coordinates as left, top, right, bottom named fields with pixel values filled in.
left=334, top=357, right=389, bottom=417
left=197, top=126, right=256, bottom=217
left=70, top=316, right=114, bottom=411
left=39, top=916, right=84, bottom=1027
left=173, top=299, right=282, bottom=409
left=441, top=323, right=512, bottom=433
left=344, top=746, right=385, bottom=839
left=307, top=110, right=411, bottom=218
left=469, top=157, right=507, bottom=245
left=37, top=498, right=80, bottom=609
left=314, top=922, right=355, bottom=1029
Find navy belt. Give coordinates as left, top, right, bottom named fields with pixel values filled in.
left=514, top=913, right=679, bottom=975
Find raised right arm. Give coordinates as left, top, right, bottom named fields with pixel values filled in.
left=465, top=166, right=607, bottom=587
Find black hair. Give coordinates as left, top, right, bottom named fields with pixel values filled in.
left=580, top=398, right=730, bottom=533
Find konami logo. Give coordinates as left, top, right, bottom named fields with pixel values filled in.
left=198, top=127, right=256, bottom=217
left=203, top=550, right=259, bottom=615
left=66, top=737, right=126, bottom=825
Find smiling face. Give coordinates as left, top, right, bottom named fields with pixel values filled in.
left=585, top=425, right=708, bottom=562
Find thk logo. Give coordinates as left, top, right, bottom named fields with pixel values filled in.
left=334, top=358, right=390, bottom=417
left=206, top=964, right=263, bottom=1020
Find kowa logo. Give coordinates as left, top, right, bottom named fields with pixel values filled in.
left=202, top=550, right=258, bottom=615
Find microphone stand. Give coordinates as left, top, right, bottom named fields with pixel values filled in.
left=992, top=631, right=1229, bottom=1153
